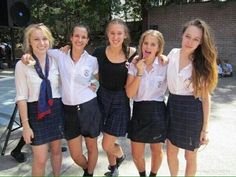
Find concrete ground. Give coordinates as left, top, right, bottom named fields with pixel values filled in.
left=0, top=68, right=236, bottom=176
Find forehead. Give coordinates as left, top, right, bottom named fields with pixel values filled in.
left=143, top=34, right=158, bottom=43
left=108, top=23, right=125, bottom=32
left=30, top=29, right=45, bottom=38
left=73, top=27, right=88, bottom=36
left=184, top=25, right=202, bottom=38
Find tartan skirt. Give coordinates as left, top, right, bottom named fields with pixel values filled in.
left=97, top=86, right=130, bottom=137
left=63, top=97, right=102, bottom=140
left=166, top=93, right=203, bottom=151
left=128, top=101, right=167, bottom=143
left=27, top=98, right=64, bottom=145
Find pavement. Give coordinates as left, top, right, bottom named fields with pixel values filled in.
left=0, top=68, right=236, bottom=176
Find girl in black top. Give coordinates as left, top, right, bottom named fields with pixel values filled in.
left=93, top=18, right=136, bottom=176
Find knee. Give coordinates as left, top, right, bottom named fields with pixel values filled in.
left=102, top=141, right=112, bottom=153
left=184, top=153, right=197, bottom=162
left=132, top=151, right=143, bottom=163
left=50, top=147, right=61, bottom=157
left=34, top=156, right=47, bottom=168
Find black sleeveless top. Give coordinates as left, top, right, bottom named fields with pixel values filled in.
left=92, top=46, right=136, bottom=91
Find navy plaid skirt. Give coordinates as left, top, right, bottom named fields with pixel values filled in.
left=27, top=98, right=64, bottom=145
left=166, top=93, right=203, bottom=151
left=97, top=86, right=130, bottom=137
left=128, top=101, right=167, bottom=143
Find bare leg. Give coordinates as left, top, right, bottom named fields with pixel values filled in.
left=185, top=149, right=198, bottom=176
left=167, top=140, right=179, bottom=176
left=102, top=133, right=123, bottom=166
left=131, top=141, right=146, bottom=173
left=85, top=137, right=98, bottom=174
left=32, top=144, right=48, bottom=176
left=67, top=135, right=87, bottom=169
left=50, top=139, right=62, bottom=176
left=150, top=143, right=163, bottom=174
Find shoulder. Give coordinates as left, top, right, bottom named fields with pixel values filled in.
left=93, top=46, right=106, bottom=54
left=84, top=50, right=97, bottom=61
left=168, top=48, right=180, bottom=55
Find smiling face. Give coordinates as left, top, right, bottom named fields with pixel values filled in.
left=70, top=26, right=89, bottom=51
left=142, top=34, right=159, bottom=60
left=107, top=23, right=127, bottom=48
left=182, top=25, right=203, bottom=53
left=29, top=29, right=49, bottom=56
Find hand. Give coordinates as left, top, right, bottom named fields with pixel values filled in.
left=88, top=82, right=97, bottom=92
left=23, top=127, right=34, bottom=144
left=136, top=59, right=145, bottom=75
left=59, top=45, right=70, bottom=53
left=200, top=131, right=209, bottom=145
left=21, top=54, right=34, bottom=65
left=159, top=54, right=168, bottom=65
left=131, top=55, right=140, bottom=64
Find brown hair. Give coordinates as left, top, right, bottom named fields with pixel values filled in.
left=105, top=18, right=131, bottom=59
left=183, top=19, right=218, bottom=98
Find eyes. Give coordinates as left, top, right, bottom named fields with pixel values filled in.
left=73, top=34, right=88, bottom=39
left=33, top=37, right=48, bottom=42
left=143, top=41, right=157, bottom=47
left=185, top=34, right=201, bottom=43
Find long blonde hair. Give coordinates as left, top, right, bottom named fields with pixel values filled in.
left=183, top=19, right=218, bottom=98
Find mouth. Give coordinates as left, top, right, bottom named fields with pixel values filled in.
left=143, top=51, right=151, bottom=58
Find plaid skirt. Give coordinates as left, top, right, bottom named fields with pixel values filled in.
left=27, top=98, right=64, bottom=145
left=63, top=97, right=101, bottom=140
left=97, top=86, right=130, bottom=137
left=128, top=101, right=167, bottom=143
left=166, top=93, right=203, bottom=151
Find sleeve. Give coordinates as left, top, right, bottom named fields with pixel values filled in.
left=128, top=62, right=137, bottom=76
left=15, top=61, right=29, bottom=102
left=92, top=56, right=99, bottom=75
left=47, top=49, right=63, bottom=61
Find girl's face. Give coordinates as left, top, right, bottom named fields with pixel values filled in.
left=30, top=29, right=49, bottom=56
left=107, top=23, right=127, bottom=48
left=142, top=34, right=159, bottom=60
left=70, top=27, right=89, bottom=50
left=182, top=25, right=202, bottom=53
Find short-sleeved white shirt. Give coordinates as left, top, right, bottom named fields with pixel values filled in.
left=48, top=49, right=98, bottom=105
left=167, top=48, right=194, bottom=95
left=128, top=57, right=167, bottom=102
left=15, top=56, right=61, bottom=102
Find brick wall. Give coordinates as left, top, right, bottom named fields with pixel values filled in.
left=148, top=1, right=236, bottom=67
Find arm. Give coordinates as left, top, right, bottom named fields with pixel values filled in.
left=17, top=100, right=34, bottom=144
left=125, top=59, right=145, bottom=98
left=14, top=62, right=34, bottom=144
left=200, top=93, right=210, bottom=145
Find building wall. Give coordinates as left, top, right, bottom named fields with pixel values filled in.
left=148, top=1, right=236, bottom=67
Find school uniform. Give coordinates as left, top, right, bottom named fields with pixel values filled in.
left=48, top=49, right=101, bottom=140
left=167, top=48, right=203, bottom=151
left=127, top=57, right=168, bottom=143
left=92, top=46, right=136, bottom=137
left=15, top=57, right=64, bottom=145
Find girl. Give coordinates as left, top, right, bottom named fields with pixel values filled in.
left=15, top=23, right=64, bottom=176
left=92, top=18, right=136, bottom=176
left=166, top=19, right=218, bottom=176
left=126, top=30, right=167, bottom=176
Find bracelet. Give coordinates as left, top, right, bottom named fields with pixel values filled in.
left=21, top=119, right=29, bottom=124
left=201, top=130, right=209, bottom=134
left=136, top=73, right=143, bottom=77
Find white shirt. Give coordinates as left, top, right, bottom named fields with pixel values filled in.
left=167, top=48, right=194, bottom=95
left=15, top=56, right=61, bottom=102
left=128, top=57, right=167, bottom=102
left=48, top=49, right=98, bottom=105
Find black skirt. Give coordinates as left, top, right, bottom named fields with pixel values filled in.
left=166, top=93, right=203, bottom=151
left=128, top=101, right=167, bottom=143
left=63, top=97, right=101, bottom=140
left=97, top=86, right=130, bottom=137
left=27, top=98, right=64, bottom=145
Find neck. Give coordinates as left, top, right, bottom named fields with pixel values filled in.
left=145, top=56, right=155, bottom=66
left=34, top=52, right=46, bottom=62
left=180, top=48, right=192, bottom=61
left=108, top=45, right=123, bottom=54
left=71, top=48, right=84, bottom=61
